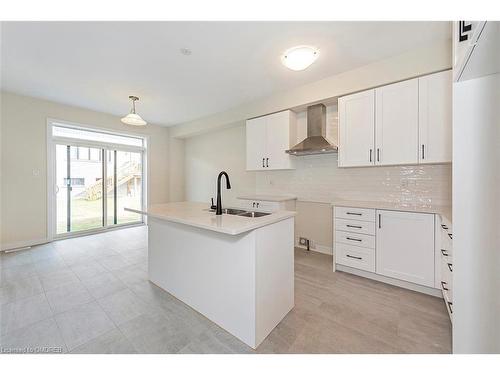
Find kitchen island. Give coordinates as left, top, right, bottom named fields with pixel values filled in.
left=126, top=202, right=296, bottom=349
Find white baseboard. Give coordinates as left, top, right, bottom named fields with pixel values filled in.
left=295, top=243, right=332, bottom=255
left=336, top=264, right=442, bottom=297
left=1, top=238, right=49, bottom=252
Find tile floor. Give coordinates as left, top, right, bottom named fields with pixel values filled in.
left=0, top=226, right=452, bottom=354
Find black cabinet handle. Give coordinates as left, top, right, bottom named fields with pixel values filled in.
left=378, top=213, right=381, bottom=229
left=266, top=158, right=269, bottom=168
left=346, top=254, right=362, bottom=260
left=346, top=225, right=362, bottom=229
left=441, top=224, right=448, bottom=230
left=441, top=249, right=449, bottom=257
left=447, top=301, right=453, bottom=314
left=346, top=212, right=362, bottom=216
left=369, top=149, right=372, bottom=163
left=377, top=148, right=380, bottom=162
left=448, top=233, right=453, bottom=240
left=346, top=237, right=362, bottom=242
left=441, top=281, right=449, bottom=291
left=447, top=263, right=453, bottom=272
left=422, top=144, right=425, bottom=160
left=262, top=158, right=265, bottom=167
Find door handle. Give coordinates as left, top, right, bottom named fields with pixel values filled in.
left=262, top=158, right=265, bottom=168
left=266, top=158, right=269, bottom=168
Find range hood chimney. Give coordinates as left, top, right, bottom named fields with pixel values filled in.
left=286, top=104, right=338, bottom=156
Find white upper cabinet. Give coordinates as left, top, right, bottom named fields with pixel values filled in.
left=375, top=78, right=419, bottom=166
left=338, top=71, right=451, bottom=168
left=246, top=110, right=296, bottom=171
left=418, top=70, right=452, bottom=164
left=338, top=89, right=375, bottom=167
left=376, top=210, right=435, bottom=287
left=246, top=116, right=267, bottom=170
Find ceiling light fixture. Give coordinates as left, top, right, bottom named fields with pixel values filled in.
left=121, top=96, right=147, bottom=126
left=281, top=46, right=319, bottom=71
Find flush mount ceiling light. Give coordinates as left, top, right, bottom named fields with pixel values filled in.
left=281, top=46, right=319, bottom=71
left=121, top=96, right=147, bottom=126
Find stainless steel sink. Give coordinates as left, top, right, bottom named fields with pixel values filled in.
left=238, top=211, right=271, bottom=218
left=206, top=208, right=247, bottom=215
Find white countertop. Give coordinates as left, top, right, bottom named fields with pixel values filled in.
left=332, top=199, right=452, bottom=224
left=126, top=201, right=296, bottom=236
left=237, top=194, right=297, bottom=202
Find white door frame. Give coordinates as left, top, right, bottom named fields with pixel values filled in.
left=46, top=118, right=149, bottom=241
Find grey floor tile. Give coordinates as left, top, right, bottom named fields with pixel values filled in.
left=0, top=317, right=67, bottom=354
left=53, top=301, right=115, bottom=351
left=70, top=260, right=107, bottom=280
left=97, top=289, right=160, bottom=325
left=28, top=244, right=59, bottom=262
left=33, top=256, right=68, bottom=275
left=79, top=272, right=127, bottom=299
left=0, top=263, right=38, bottom=284
left=45, top=281, right=94, bottom=314
left=118, top=312, right=195, bottom=354
left=1, top=293, right=53, bottom=335
left=178, top=326, right=253, bottom=354
left=112, top=263, right=148, bottom=287
left=0, top=251, right=34, bottom=269
left=0, top=276, right=43, bottom=306
left=70, top=328, right=137, bottom=354
left=97, top=254, right=132, bottom=272
left=39, top=269, right=80, bottom=291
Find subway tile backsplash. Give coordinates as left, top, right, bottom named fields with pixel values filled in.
left=255, top=153, right=452, bottom=207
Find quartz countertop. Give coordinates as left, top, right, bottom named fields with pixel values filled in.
left=126, top=201, right=296, bottom=236
left=331, top=199, right=452, bottom=224
left=237, top=194, right=297, bottom=202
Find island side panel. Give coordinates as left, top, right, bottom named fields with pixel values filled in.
left=255, top=217, right=295, bottom=347
left=148, top=218, right=257, bottom=348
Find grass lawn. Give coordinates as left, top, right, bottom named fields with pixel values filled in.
left=57, top=195, right=141, bottom=234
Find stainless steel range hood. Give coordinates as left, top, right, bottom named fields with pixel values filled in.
left=286, top=104, right=338, bottom=156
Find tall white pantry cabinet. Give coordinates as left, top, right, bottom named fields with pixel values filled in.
left=338, top=70, right=452, bottom=167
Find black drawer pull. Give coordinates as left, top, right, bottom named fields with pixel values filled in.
left=447, top=301, right=453, bottom=314
left=441, top=281, right=449, bottom=291
left=346, top=237, right=362, bottom=242
left=346, top=254, right=362, bottom=260
left=441, top=249, right=449, bottom=257
left=448, top=233, right=453, bottom=240
left=447, top=263, right=453, bottom=272
left=441, top=224, right=448, bottom=230
left=346, top=225, right=362, bottom=229
left=346, top=212, right=362, bottom=216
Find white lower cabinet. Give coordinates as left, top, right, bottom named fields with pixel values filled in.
left=334, top=206, right=437, bottom=292
left=376, top=210, right=435, bottom=287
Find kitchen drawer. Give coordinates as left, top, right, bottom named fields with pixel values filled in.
left=441, top=257, right=453, bottom=301
left=336, top=230, right=375, bottom=249
left=335, top=218, right=376, bottom=235
left=334, top=206, right=376, bottom=222
left=336, top=243, right=375, bottom=272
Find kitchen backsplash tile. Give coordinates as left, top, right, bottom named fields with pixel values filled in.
left=255, top=153, right=452, bottom=206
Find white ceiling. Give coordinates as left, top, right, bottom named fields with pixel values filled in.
left=1, top=21, right=451, bottom=126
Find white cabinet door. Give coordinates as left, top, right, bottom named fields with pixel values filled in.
left=266, top=111, right=294, bottom=170
left=418, top=71, right=452, bottom=164
left=376, top=210, right=435, bottom=287
left=338, top=89, right=375, bottom=167
left=375, top=79, right=419, bottom=166
left=246, top=116, right=267, bottom=171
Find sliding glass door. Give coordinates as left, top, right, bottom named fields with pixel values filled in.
left=51, top=122, right=146, bottom=237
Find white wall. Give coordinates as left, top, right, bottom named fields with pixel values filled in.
left=0, top=92, right=170, bottom=249
left=184, top=124, right=256, bottom=207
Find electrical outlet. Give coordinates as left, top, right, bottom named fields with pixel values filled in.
left=299, top=237, right=308, bottom=246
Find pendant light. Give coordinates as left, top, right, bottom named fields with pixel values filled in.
left=121, top=96, right=147, bottom=126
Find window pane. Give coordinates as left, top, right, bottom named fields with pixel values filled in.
left=56, top=145, right=69, bottom=234
left=116, top=151, right=142, bottom=224
left=53, top=124, right=143, bottom=147
left=106, top=150, right=115, bottom=226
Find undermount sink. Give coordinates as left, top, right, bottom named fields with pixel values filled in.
left=238, top=211, right=271, bottom=218
left=206, top=208, right=271, bottom=217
